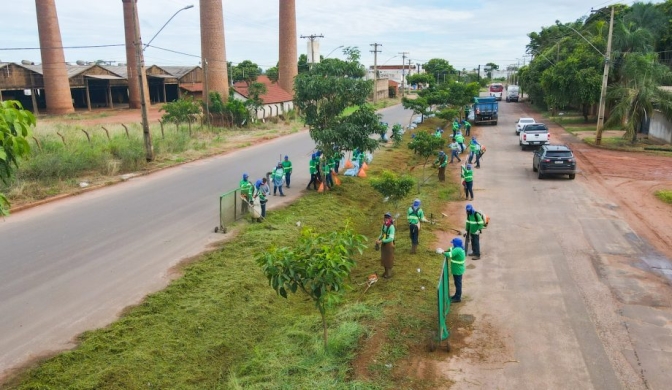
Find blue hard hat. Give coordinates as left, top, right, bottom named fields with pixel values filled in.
left=466, top=204, right=474, bottom=212
left=451, top=237, right=464, bottom=248
left=284, top=155, right=289, bottom=159
left=413, top=199, right=421, bottom=208
left=243, top=173, right=249, bottom=180
left=466, top=164, right=472, bottom=169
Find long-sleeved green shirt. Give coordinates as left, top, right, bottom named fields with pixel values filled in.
left=434, top=154, right=447, bottom=168
left=443, top=246, right=465, bottom=275
left=461, top=166, right=473, bottom=182
left=378, top=224, right=396, bottom=243
left=407, top=207, right=425, bottom=225
left=282, top=160, right=292, bottom=173
left=239, top=179, right=253, bottom=198
left=465, top=212, right=484, bottom=235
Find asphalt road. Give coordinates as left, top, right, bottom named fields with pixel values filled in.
left=0, top=104, right=414, bottom=379
left=445, top=98, right=672, bottom=389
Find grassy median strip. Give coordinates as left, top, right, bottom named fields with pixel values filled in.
left=7, top=118, right=460, bottom=389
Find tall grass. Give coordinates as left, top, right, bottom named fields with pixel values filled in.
left=6, top=120, right=461, bottom=389
left=3, top=121, right=299, bottom=206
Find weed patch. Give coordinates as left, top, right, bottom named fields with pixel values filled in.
left=655, top=190, right=672, bottom=204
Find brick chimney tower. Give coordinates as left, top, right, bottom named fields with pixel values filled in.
left=278, top=0, right=298, bottom=96
left=122, top=0, right=144, bottom=109
left=35, top=0, right=74, bottom=114
left=200, top=0, right=229, bottom=102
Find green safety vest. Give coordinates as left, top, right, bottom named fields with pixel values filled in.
left=282, top=160, right=292, bottom=173
left=435, top=131, right=442, bottom=138
left=465, top=212, right=484, bottom=234
left=435, top=154, right=447, bottom=168
left=461, top=167, right=473, bottom=182
left=239, top=179, right=253, bottom=198
left=453, top=121, right=459, bottom=130
left=257, top=184, right=269, bottom=202
left=272, top=167, right=284, bottom=180
left=378, top=224, right=396, bottom=243
left=309, top=159, right=318, bottom=174
left=407, top=207, right=425, bottom=225
left=464, top=121, right=472, bottom=129
left=469, top=143, right=481, bottom=153
left=444, top=247, right=465, bottom=275
left=455, top=134, right=464, bottom=143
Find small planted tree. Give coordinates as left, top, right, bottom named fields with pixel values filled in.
left=160, top=96, right=201, bottom=134
left=0, top=100, right=35, bottom=216
left=370, top=170, right=415, bottom=210
left=407, top=131, right=445, bottom=192
left=391, top=123, right=403, bottom=147
left=256, top=225, right=367, bottom=349
left=245, top=81, right=267, bottom=122
left=402, top=96, right=430, bottom=123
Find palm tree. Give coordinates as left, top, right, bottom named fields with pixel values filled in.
left=606, top=53, right=672, bottom=143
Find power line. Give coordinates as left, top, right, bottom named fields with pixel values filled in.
left=0, top=44, right=125, bottom=51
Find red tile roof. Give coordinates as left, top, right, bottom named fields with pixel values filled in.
left=180, top=83, right=203, bottom=92
left=388, top=80, right=399, bottom=87
left=233, top=75, right=293, bottom=104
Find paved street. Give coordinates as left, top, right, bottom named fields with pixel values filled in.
left=439, top=99, right=672, bottom=389
left=0, top=106, right=411, bottom=379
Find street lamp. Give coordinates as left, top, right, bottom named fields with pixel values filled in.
left=324, top=45, right=344, bottom=59
left=133, top=3, right=194, bottom=161
left=382, top=55, right=397, bottom=65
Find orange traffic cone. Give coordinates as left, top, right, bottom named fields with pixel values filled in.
left=345, top=159, right=354, bottom=169
left=317, top=182, right=325, bottom=193
left=358, top=168, right=367, bottom=178
left=362, top=162, right=369, bottom=170
left=333, top=173, right=342, bottom=186
left=331, top=169, right=338, bottom=176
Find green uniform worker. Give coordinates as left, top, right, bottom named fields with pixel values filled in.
left=433, top=151, right=448, bottom=182
left=306, top=154, right=319, bottom=190
left=465, top=204, right=485, bottom=260
left=442, top=237, right=466, bottom=303
left=239, top=173, right=254, bottom=215
left=455, top=133, right=465, bottom=153
left=376, top=212, right=396, bottom=278
left=282, top=155, right=293, bottom=188
left=461, top=164, right=474, bottom=200
left=407, top=198, right=429, bottom=254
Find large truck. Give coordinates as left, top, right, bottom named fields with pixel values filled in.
left=472, top=96, right=498, bottom=125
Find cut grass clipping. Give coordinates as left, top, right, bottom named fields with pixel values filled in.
left=7, top=118, right=461, bottom=390
left=655, top=190, right=672, bottom=204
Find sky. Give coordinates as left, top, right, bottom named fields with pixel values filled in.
left=0, top=0, right=659, bottom=72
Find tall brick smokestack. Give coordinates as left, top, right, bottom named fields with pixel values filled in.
left=200, top=0, right=229, bottom=102
left=121, top=0, right=145, bottom=109
left=35, top=0, right=74, bottom=114
left=278, top=0, right=298, bottom=96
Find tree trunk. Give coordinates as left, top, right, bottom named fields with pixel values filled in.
left=320, top=305, right=328, bottom=350
left=582, top=104, right=589, bottom=123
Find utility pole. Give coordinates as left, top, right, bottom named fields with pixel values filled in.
left=477, top=65, right=481, bottom=81
left=407, top=59, right=414, bottom=86
left=399, top=52, right=409, bottom=97
left=203, top=59, right=210, bottom=127
left=595, top=6, right=615, bottom=146
left=300, top=34, right=324, bottom=66
left=132, top=0, right=153, bottom=162
left=370, top=43, right=382, bottom=103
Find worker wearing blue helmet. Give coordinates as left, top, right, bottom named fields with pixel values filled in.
left=440, top=236, right=466, bottom=303
left=239, top=173, right=254, bottom=215
left=407, top=198, right=429, bottom=254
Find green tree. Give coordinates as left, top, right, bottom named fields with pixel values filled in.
left=391, top=123, right=403, bottom=147
left=245, top=81, right=268, bottom=116
left=605, top=53, right=672, bottom=143
left=298, top=54, right=310, bottom=74
left=208, top=91, right=250, bottom=127
left=0, top=100, right=35, bottom=216
left=407, top=130, right=445, bottom=191
left=160, top=95, right=201, bottom=132
left=370, top=170, right=415, bottom=210
left=423, top=58, right=456, bottom=83
left=402, top=96, right=430, bottom=122
left=231, top=60, right=262, bottom=85
left=484, top=62, right=499, bottom=79
left=265, top=63, right=279, bottom=83
left=294, top=48, right=379, bottom=159
left=407, top=73, right=434, bottom=88
left=256, top=225, right=367, bottom=349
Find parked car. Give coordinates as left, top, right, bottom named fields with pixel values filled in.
left=533, top=145, right=577, bottom=180
left=515, top=117, right=535, bottom=135
left=519, top=123, right=550, bottom=150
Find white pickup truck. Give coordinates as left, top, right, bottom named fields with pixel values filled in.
left=519, top=123, right=550, bottom=150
